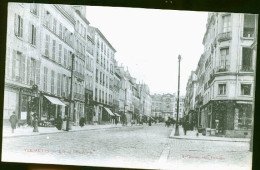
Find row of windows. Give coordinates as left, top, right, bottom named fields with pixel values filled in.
left=42, top=67, right=84, bottom=97
left=14, top=14, right=37, bottom=47
left=43, top=67, right=71, bottom=97
left=95, top=69, right=110, bottom=88
left=203, top=83, right=252, bottom=103
left=44, top=34, right=73, bottom=70
left=5, top=48, right=40, bottom=86
left=94, top=88, right=113, bottom=105
left=43, top=9, right=74, bottom=47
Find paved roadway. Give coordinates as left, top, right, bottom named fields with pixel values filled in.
left=1, top=124, right=251, bottom=169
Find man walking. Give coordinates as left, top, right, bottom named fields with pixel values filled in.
left=9, top=111, right=18, bottom=133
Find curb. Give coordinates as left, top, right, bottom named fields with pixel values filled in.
left=169, top=136, right=250, bottom=142
left=3, top=125, right=143, bottom=139
left=169, top=129, right=250, bottom=142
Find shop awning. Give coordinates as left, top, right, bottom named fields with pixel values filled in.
left=44, top=95, right=66, bottom=106
left=104, top=107, right=115, bottom=116
left=236, top=101, right=253, bottom=104
left=113, top=113, right=121, bottom=117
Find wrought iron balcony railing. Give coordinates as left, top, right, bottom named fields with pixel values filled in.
left=218, top=32, right=232, bottom=42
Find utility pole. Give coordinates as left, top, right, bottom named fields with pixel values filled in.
left=174, top=55, right=181, bottom=136
left=124, top=88, right=127, bottom=126
left=67, top=53, right=75, bottom=131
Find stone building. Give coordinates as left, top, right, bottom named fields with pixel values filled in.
left=187, top=12, right=258, bottom=137
left=91, top=26, right=116, bottom=124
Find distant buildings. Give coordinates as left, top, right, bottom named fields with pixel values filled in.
left=151, top=93, right=184, bottom=121
left=184, top=12, right=258, bottom=138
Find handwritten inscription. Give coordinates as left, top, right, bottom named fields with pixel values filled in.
left=24, top=148, right=92, bottom=155
left=182, top=154, right=225, bottom=160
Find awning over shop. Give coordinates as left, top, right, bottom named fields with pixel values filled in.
left=104, top=107, right=115, bottom=116
left=236, top=101, right=253, bottom=104
left=44, top=95, right=66, bottom=106
left=113, top=113, right=121, bottom=117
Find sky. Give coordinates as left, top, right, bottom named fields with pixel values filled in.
left=86, top=6, right=208, bottom=95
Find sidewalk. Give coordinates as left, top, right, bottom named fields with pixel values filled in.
left=2, top=123, right=133, bottom=138
left=169, top=126, right=250, bottom=142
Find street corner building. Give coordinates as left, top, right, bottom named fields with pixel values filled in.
left=183, top=12, right=258, bottom=138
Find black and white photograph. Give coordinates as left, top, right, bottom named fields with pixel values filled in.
left=1, top=2, right=258, bottom=170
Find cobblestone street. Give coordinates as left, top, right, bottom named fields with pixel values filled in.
left=2, top=124, right=252, bottom=169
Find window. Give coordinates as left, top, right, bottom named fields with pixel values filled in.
left=222, top=14, right=231, bottom=32
left=218, top=84, right=226, bottom=95
left=52, top=40, right=56, bottom=60
left=44, top=67, right=48, bottom=91
left=30, top=4, right=38, bottom=16
left=241, top=84, right=251, bottom=95
left=45, top=35, right=50, bottom=57
left=59, top=23, right=62, bottom=38
left=96, top=69, right=98, bottom=82
left=100, top=72, right=102, bottom=84
left=242, top=47, right=253, bottom=71
left=57, top=73, right=61, bottom=96
left=14, top=14, right=23, bottom=38
left=64, top=49, right=67, bottom=67
left=53, top=18, right=57, bottom=34
left=30, top=58, right=36, bottom=85
left=58, top=44, right=62, bottom=64
left=12, top=51, right=25, bottom=82
left=219, top=48, right=229, bottom=71
left=29, top=24, right=36, bottom=45
left=44, top=10, right=51, bottom=28
left=51, top=70, right=55, bottom=94
left=243, top=14, right=256, bottom=38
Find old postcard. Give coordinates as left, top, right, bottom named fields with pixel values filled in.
left=1, top=2, right=257, bottom=170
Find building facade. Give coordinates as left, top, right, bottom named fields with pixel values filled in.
left=185, top=12, right=258, bottom=137
left=91, top=27, right=116, bottom=124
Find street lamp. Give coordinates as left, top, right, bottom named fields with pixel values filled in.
left=174, top=55, right=181, bottom=136
left=67, top=53, right=75, bottom=131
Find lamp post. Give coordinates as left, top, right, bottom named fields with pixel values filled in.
left=67, top=53, right=75, bottom=131
left=174, top=55, right=182, bottom=136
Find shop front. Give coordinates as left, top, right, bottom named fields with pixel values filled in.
left=40, top=94, right=66, bottom=127
left=200, top=100, right=253, bottom=138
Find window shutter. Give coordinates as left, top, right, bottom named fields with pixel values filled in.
left=35, top=60, right=40, bottom=86
left=29, top=22, right=32, bottom=44
left=5, top=47, right=10, bottom=78
left=34, top=26, right=37, bottom=46
left=12, top=50, right=16, bottom=79
left=14, top=14, right=18, bottom=36
left=21, top=54, right=26, bottom=82
left=20, top=18, right=23, bottom=38
left=27, top=57, right=31, bottom=84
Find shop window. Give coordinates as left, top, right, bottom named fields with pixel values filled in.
left=241, top=84, right=251, bottom=95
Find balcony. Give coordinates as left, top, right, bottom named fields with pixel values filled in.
left=74, top=93, right=84, bottom=100
left=240, top=65, right=254, bottom=72
left=74, top=71, right=84, bottom=81
left=76, top=50, right=85, bottom=61
left=217, top=32, right=232, bottom=42
left=216, top=65, right=230, bottom=73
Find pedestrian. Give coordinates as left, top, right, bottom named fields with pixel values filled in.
left=79, top=117, right=85, bottom=128
left=56, top=115, right=63, bottom=130
left=9, top=111, right=18, bottom=133
left=148, top=117, right=152, bottom=126
left=115, top=117, right=118, bottom=125
left=183, top=121, right=188, bottom=135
